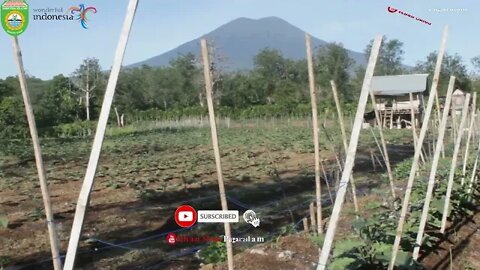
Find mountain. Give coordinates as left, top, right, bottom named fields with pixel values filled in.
left=127, top=17, right=366, bottom=70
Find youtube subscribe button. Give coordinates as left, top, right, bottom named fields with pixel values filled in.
left=197, top=210, right=239, bottom=223
left=175, top=205, right=197, bottom=228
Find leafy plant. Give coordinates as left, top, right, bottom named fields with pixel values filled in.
left=198, top=241, right=227, bottom=264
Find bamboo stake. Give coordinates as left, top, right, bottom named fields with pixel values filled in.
left=63, top=1, right=139, bottom=268
left=370, top=127, right=386, bottom=161
left=303, top=217, right=309, bottom=233
left=412, top=76, right=455, bottom=260
left=369, top=93, right=396, bottom=197
left=389, top=25, right=449, bottom=270
left=330, top=80, right=359, bottom=212
left=451, top=105, right=457, bottom=142
left=12, top=37, right=62, bottom=270
left=309, top=201, right=317, bottom=232
left=317, top=35, right=383, bottom=270
left=370, top=149, right=377, bottom=171
left=201, top=39, right=234, bottom=270
left=468, top=139, right=480, bottom=194
left=409, top=93, right=426, bottom=163
left=320, top=160, right=334, bottom=204
left=306, top=34, right=323, bottom=234
left=462, top=93, right=477, bottom=185
left=440, top=93, right=471, bottom=233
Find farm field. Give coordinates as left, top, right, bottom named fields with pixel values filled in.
left=0, top=118, right=420, bottom=269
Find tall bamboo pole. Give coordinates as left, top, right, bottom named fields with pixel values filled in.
left=412, top=76, right=455, bottom=260
left=12, top=37, right=62, bottom=270
left=409, top=93, right=425, bottom=163
left=467, top=137, right=480, bottom=194
left=461, top=93, right=477, bottom=185
left=63, top=1, right=139, bottom=268
left=201, top=39, right=234, bottom=269
left=440, top=93, right=471, bottom=233
left=320, top=160, right=334, bottom=204
left=317, top=34, right=383, bottom=270
left=306, top=34, right=323, bottom=234
left=330, top=80, right=359, bottom=212
left=388, top=25, right=449, bottom=270
left=369, top=92, right=396, bottom=197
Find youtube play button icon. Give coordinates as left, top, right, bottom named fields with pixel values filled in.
left=174, top=205, right=197, bottom=228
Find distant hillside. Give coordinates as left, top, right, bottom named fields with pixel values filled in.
left=128, top=17, right=366, bottom=70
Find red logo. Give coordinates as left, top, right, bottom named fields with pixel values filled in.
left=166, top=233, right=177, bottom=245
left=174, top=205, right=197, bottom=228
left=387, top=6, right=398, bottom=13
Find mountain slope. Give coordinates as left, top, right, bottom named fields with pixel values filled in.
left=128, top=17, right=366, bottom=70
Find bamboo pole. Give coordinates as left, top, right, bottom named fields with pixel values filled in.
left=306, top=34, right=323, bottom=234
left=201, top=39, right=234, bottom=270
left=468, top=138, right=480, bottom=194
left=462, top=93, right=477, bottom=185
left=63, top=1, right=139, bottom=268
left=409, top=93, right=425, bottom=163
left=369, top=93, right=396, bottom=197
left=309, top=201, right=317, bottom=232
left=440, top=93, right=471, bottom=233
left=370, top=127, right=386, bottom=161
left=320, top=160, right=334, bottom=204
left=330, top=80, right=359, bottom=212
left=12, top=37, right=62, bottom=270
left=389, top=25, right=449, bottom=270
left=303, top=217, right=309, bottom=233
left=317, top=35, right=383, bottom=270
left=412, top=76, right=455, bottom=260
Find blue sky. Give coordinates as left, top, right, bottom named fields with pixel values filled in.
left=0, top=0, right=478, bottom=79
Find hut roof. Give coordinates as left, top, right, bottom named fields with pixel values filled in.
left=371, top=74, right=429, bottom=96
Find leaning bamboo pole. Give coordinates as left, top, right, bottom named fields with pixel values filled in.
left=461, top=93, right=477, bottom=185
left=412, top=76, right=455, bottom=260
left=306, top=33, right=323, bottom=234
left=63, top=1, right=139, bottom=268
left=330, top=80, right=359, bottom=212
left=440, top=93, right=471, bottom=233
left=468, top=138, right=480, bottom=195
left=369, top=92, right=396, bottom=197
left=409, top=93, right=425, bottom=164
left=201, top=39, right=234, bottom=270
left=317, top=34, right=383, bottom=270
left=320, top=160, right=334, bottom=204
left=388, top=25, right=449, bottom=270
left=12, top=37, right=63, bottom=270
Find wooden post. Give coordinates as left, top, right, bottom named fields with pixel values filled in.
left=389, top=25, right=449, bottom=270
left=440, top=93, right=471, bottom=233
left=462, top=93, right=477, bottom=185
left=12, top=38, right=62, bottom=270
left=63, top=1, right=139, bottom=269
left=320, top=160, right=334, bottom=204
left=303, top=217, right=309, bottom=233
left=200, top=39, right=234, bottom=270
left=412, top=76, right=455, bottom=260
left=370, top=149, right=377, bottom=171
left=309, top=201, right=316, bottom=232
left=409, top=93, right=425, bottom=163
left=370, top=126, right=386, bottom=162
left=468, top=139, right=480, bottom=194
left=330, top=80, right=359, bottom=212
left=317, top=35, right=383, bottom=270
left=369, top=93, right=396, bottom=197
left=306, top=34, right=323, bottom=234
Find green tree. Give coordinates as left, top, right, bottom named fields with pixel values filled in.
left=415, top=52, right=471, bottom=94
left=0, top=96, right=27, bottom=139
left=36, top=74, right=82, bottom=127
left=316, top=42, right=355, bottom=101
left=365, top=37, right=405, bottom=75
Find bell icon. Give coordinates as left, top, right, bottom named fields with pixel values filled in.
left=166, top=233, right=176, bottom=245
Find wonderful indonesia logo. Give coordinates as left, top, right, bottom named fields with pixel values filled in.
left=32, top=3, right=97, bottom=29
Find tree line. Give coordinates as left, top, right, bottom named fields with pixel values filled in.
left=1, top=37, right=479, bottom=139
